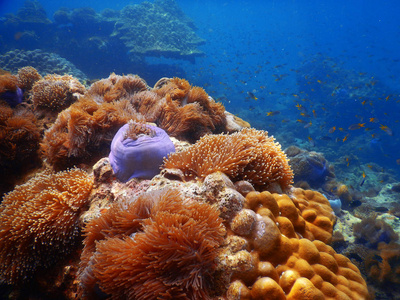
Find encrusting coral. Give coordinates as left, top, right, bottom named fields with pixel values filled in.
left=78, top=187, right=226, bottom=299
left=109, top=121, right=175, bottom=182
left=163, top=128, right=294, bottom=191
left=0, top=168, right=93, bottom=284
left=218, top=188, right=368, bottom=299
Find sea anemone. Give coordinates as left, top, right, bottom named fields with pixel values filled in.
left=17, top=66, right=42, bottom=92
left=0, top=74, right=23, bottom=107
left=163, top=128, right=293, bottom=191
left=41, top=96, right=141, bottom=170
left=154, top=77, right=227, bottom=143
left=0, top=168, right=93, bottom=284
left=31, top=74, right=85, bottom=112
left=109, top=121, right=175, bottom=182
left=87, top=73, right=147, bottom=103
left=78, top=187, right=225, bottom=299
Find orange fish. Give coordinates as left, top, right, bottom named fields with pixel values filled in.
left=380, top=124, right=393, bottom=136
left=304, top=122, right=312, bottom=128
left=343, top=135, right=349, bottom=142
left=308, top=136, right=315, bottom=147
left=360, top=171, right=366, bottom=186
left=348, top=123, right=365, bottom=130
left=247, top=92, right=258, bottom=100
left=266, top=111, right=280, bottom=116
left=369, top=117, right=379, bottom=123
left=329, top=126, right=336, bottom=133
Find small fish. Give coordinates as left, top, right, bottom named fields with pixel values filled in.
left=346, top=157, right=350, bottom=166
left=247, top=91, right=258, bottom=100
left=380, top=124, right=393, bottom=136
left=312, top=109, right=316, bottom=117
left=297, top=119, right=306, bottom=123
left=329, top=126, right=336, bottom=133
left=308, top=136, right=315, bottom=147
left=343, top=135, right=349, bottom=142
left=369, top=117, right=379, bottom=123
left=348, top=123, right=365, bottom=130
left=266, top=111, right=280, bottom=116
left=304, top=122, right=312, bottom=129
left=360, top=171, right=366, bottom=186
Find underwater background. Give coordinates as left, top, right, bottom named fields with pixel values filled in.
left=2, top=0, right=399, bottom=184
left=1, top=0, right=400, bottom=299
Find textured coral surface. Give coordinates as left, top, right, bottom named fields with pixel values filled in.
left=221, top=189, right=369, bottom=299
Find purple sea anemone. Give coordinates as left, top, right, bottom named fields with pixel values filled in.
left=0, top=87, right=23, bottom=107
left=109, top=122, right=175, bottom=182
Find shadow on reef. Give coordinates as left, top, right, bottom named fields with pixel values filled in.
left=0, top=0, right=201, bottom=82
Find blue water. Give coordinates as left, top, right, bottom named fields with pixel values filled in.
left=1, top=0, right=400, bottom=181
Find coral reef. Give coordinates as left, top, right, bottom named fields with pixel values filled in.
left=41, top=96, right=140, bottom=170
left=109, top=121, right=175, bottom=182
left=163, top=128, right=293, bottom=191
left=80, top=160, right=368, bottom=299
left=354, top=215, right=398, bottom=248
left=17, top=66, right=42, bottom=92
left=40, top=73, right=236, bottom=171
left=0, top=1, right=202, bottom=78
left=0, top=168, right=93, bottom=284
left=112, top=0, right=205, bottom=61
left=78, top=187, right=225, bottom=299
left=86, top=73, right=147, bottom=103
left=0, top=49, right=88, bottom=82
left=285, top=146, right=335, bottom=189
left=31, top=74, right=86, bottom=112
left=0, top=104, right=41, bottom=196
left=334, top=213, right=400, bottom=298
left=155, top=77, right=227, bottom=142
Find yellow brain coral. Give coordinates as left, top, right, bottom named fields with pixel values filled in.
left=163, top=128, right=294, bottom=191
left=220, top=188, right=369, bottom=299
left=0, top=168, right=93, bottom=284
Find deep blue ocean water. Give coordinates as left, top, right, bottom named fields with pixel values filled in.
left=1, top=0, right=400, bottom=183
